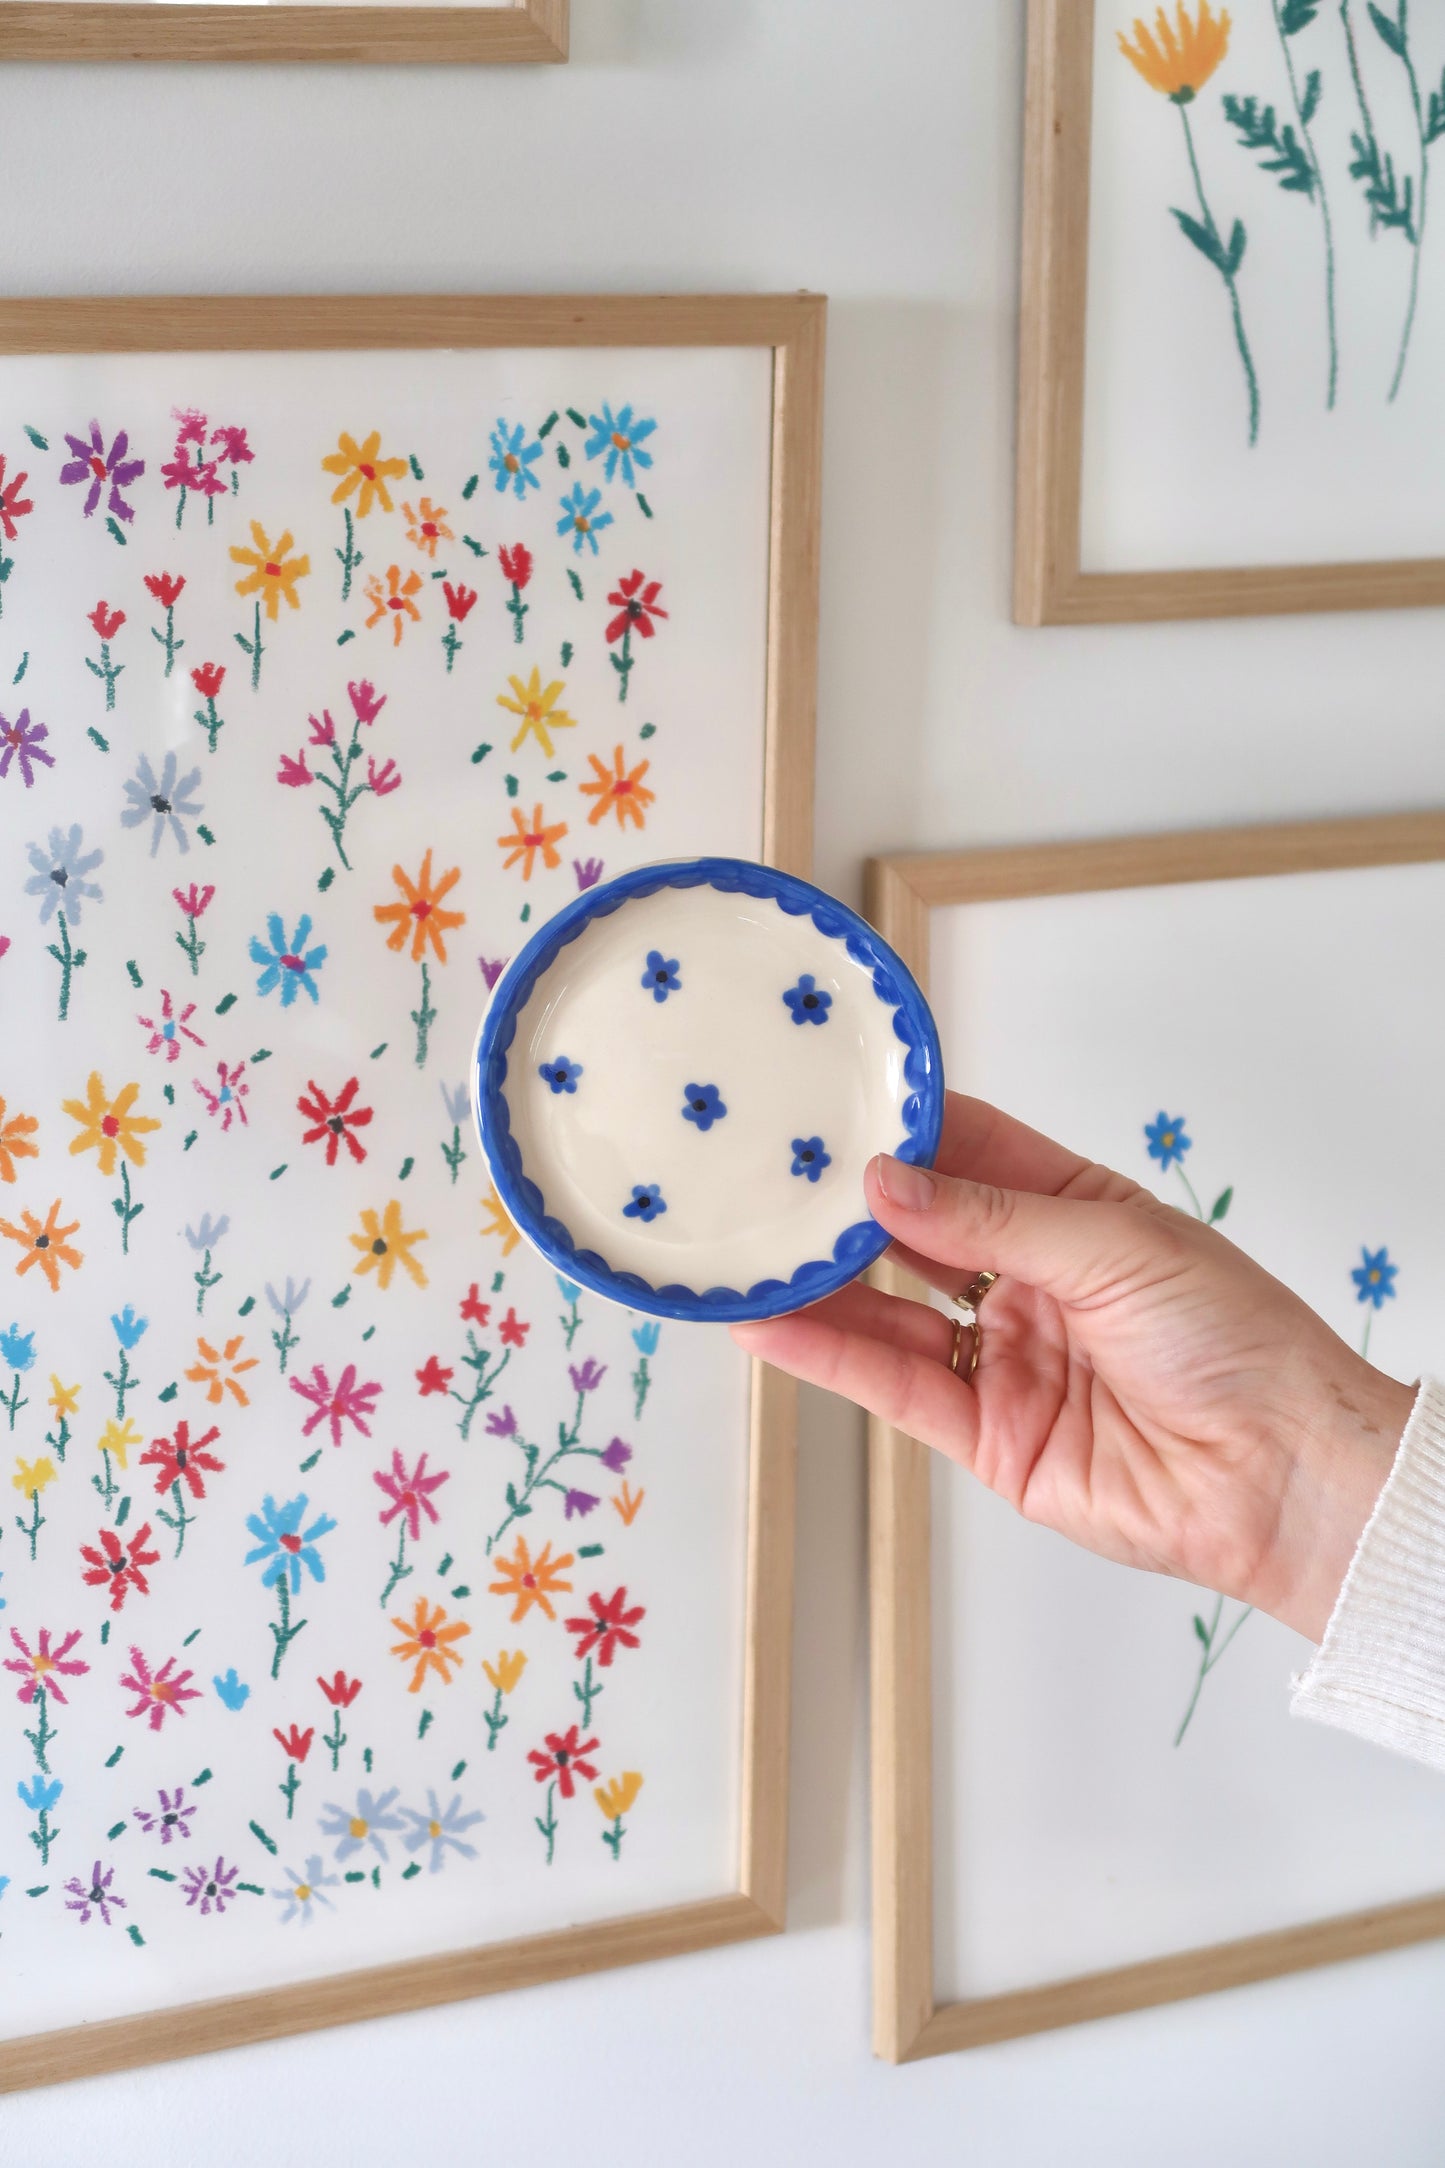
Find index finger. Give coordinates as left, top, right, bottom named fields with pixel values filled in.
left=932, top=1093, right=1092, bottom=1198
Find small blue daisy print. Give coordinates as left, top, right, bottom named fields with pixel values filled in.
left=1352, top=1245, right=1398, bottom=1310
left=791, top=1136, right=831, bottom=1183
left=584, top=403, right=657, bottom=489
left=681, top=1083, right=726, bottom=1132
left=783, top=975, right=831, bottom=1026
left=642, top=951, right=681, bottom=1001
left=539, top=1057, right=582, bottom=1095
left=557, top=483, right=614, bottom=557
left=623, top=1184, right=666, bottom=1222
left=250, top=913, right=328, bottom=1007
left=1144, top=1111, right=1190, bottom=1170
left=488, top=420, right=543, bottom=500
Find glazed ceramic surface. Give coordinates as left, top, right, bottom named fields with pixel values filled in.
left=474, top=859, right=944, bottom=1320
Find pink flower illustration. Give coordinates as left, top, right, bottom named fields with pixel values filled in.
left=137, top=987, right=205, bottom=1063
left=119, top=1646, right=202, bottom=1730
left=4, top=1624, right=87, bottom=1704
left=290, top=1361, right=381, bottom=1447
left=194, top=1059, right=249, bottom=1132
left=374, top=1448, right=449, bottom=1542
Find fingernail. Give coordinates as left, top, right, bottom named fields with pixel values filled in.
left=874, top=1155, right=936, bottom=1211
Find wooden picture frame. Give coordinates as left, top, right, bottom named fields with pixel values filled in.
left=0, top=291, right=823, bottom=2094
left=1014, top=0, right=1445, bottom=625
left=868, top=810, right=1445, bottom=2062
left=0, top=0, right=565, bottom=66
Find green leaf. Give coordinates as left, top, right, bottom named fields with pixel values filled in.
left=1368, top=2, right=1404, bottom=56
left=1300, top=68, right=1322, bottom=125
left=1280, top=0, right=1319, bottom=32
left=1223, top=219, right=1247, bottom=275
left=1209, top=1186, right=1233, bottom=1224
left=22, top=424, right=48, bottom=450
left=1348, top=131, right=1415, bottom=237
left=1222, top=94, right=1314, bottom=197
left=1427, top=69, right=1445, bottom=144
left=1193, top=1613, right=1211, bottom=1646
left=1171, top=206, right=1226, bottom=270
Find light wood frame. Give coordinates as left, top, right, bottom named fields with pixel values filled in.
left=1015, top=0, right=1445, bottom=625
left=868, top=809, right=1445, bottom=2061
left=0, top=0, right=565, bottom=65
left=0, top=291, right=824, bottom=2095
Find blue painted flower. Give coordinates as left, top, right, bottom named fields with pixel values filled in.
left=265, top=1277, right=310, bottom=1319
left=642, top=950, right=681, bottom=1001
left=584, top=402, right=657, bottom=489
left=110, top=1305, right=148, bottom=1350
left=274, top=1854, right=338, bottom=1926
left=1144, top=1112, right=1191, bottom=1170
left=1352, top=1246, right=1399, bottom=1309
left=250, top=913, right=328, bottom=1007
left=213, top=1669, right=251, bottom=1711
left=400, top=1788, right=484, bottom=1872
left=244, top=1493, right=337, bottom=1594
left=184, top=1213, right=229, bottom=1253
left=17, top=1774, right=61, bottom=1814
left=488, top=419, right=543, bottom=500
left=539, top=1056, right=583, bottom=1095
left=0, top=1324, right=35, bottom=1372
left=556, top=483, right=614, bottom=557
left=623, top=1183, right=667, bottom=1222
left=318, top=1786, right=405, bottom=1863
left=783, top=974, right=832, bottom=1026
left=631, top=1320, right=661, bottom=1356
left=440, top=1080, right=470, bottom=1127
left=119, top=750, right=203, bottom=857
left=682, top=1082, right=727, bottom=1132
left=0, top=1876, right=9, bottom=1902
left=556, top=1275, right=581, bottom=1303
left=24, top=823, right=103, bottom=925
left=790, top=1136, right=832, bottom=1183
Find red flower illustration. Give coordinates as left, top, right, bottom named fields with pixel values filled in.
left=317, top=1671, right=362, bottom=1708
left=298, top=1077, right=373, bottom=1166
left=191, top=662, right=226, bottom=700
left=290, top=1361, right=381, bottom=1447
left=0, top=454, right=34, bottom=542
left=273, top=1722, right=314, bottom=1762
left=527, top=1725, right=599, bottom=1801
left=81, top=1523, right=159, bottom=1611
left=460, top=1284, right=490, bottom=1326
left=415, top=1355, right=454, bottom=1397
left=143, top=571, right=186, bottom=608
left=87, top=600, right=125, bottom=641
left=120, top=1647, right=201, bottom=1730
left=566, top=1587, right=645, bottom=1668
left=442, top=581, right=478, bottom=622
left=498, top=1307, right=529, bottom=1348
left=4, top=1625, right=87, bottom=1704
left=277, top=752, right=313, bottom=788
left=139, top=1418, right=224, bottom=1500
left=605, top=570, right=667, bottom=644
left=173, top=882, right=215, bottom=921
left=499, top=543, right=533, bottom=591
left=373, top=1448, right=450, bottom=1542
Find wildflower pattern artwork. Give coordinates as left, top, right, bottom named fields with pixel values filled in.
left=0, top=343, right=774, bottom=2048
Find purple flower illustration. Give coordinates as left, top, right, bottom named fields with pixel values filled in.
left=485, top=1404, right=518, bottom=1438
left=0, top=710, right=54, bottom=789
left=600, top=1437, right=632, bottom=1473
left=65, top=1860, right=125, bottom=1925
left=135, top=1785, right=197, bottom=1843
left=564, top=1488, right=600, bottom=1519
left=478, top=956, right=509, bottom=992
left=574, top=858, right=604, bottom=891
left=182, top=1856, right=241, bottom=1914
left=59, top=421, right=145, bottom=524
left=569, top=1359, right=606, bottom=1395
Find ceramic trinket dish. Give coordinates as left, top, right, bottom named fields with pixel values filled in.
left=473, top=858, right=944, bottom=1321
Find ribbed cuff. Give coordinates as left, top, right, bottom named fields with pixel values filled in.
left=1291, top=1376, right=1445, bottom=1771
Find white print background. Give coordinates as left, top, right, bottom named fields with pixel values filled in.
left=0, top=344, right=770, bottom=2041
left=931, top=861, right=1445, bottom=2000
left=1083, top=0, right=1445, bottom=568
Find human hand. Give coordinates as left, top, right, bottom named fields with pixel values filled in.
left=732, top=1093, right=1412, bottom=1642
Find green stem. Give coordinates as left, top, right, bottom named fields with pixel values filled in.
left=48, top=908, right=82, bottom=1023
left=46, top=1415, right=70, bottom=1464
left=337, top=507, right=361, bottom=602
left=1341, top=2, right=1381, bottom=233
left=484, top=1688, right=507, bottom=1750
left=30, top=1805, right=55, bottom=1865
left=24, top=1684, right=53, bottom=1773
left=509, top=587, right=527, bottom=642
left=486, top=1390, right=592, bottom=1552
left=156, top=1476, right=195, bottom=1558
left=1180, top=103, right=1260, bottom=445
left=574, top=1655, right=601, bottom=1727
left=269, top=1575, right=304, bottom=1680
left=451, top=1340, right=511, bottom=1443
left=280, top=1762, right=301, bottom=1820
left=443, top=622, right=461, bottom=673
left=324, top=1706, right=347, bottom=1772
left=1361, top=1309, right=1374, bottom=1359
left=194, top=1250, right=221, bottom=1314
left=380, top=1523, right=412, bottom=1607
left=560, top=1295, right=581, bottom=1351
left=1388, top=6, right=1428, bottom=400
left=615, top=624, right=632, bottom=703
left=3, top=1370, right=28, bottom=1430
left=105, top=1345, right=136, bottom=1421
left=1272, top=0, right=1337, bottom=406
left=15, top=1486, right=44, bottom=1561
left=176, top=913, right=204, bottom=977
left=631, top=1356, right=652, bottom=1420
left=197, top=695, right=222, bottom=754
left=152, top=604, right=182, bottom=677
left=1174, top=1594, right=1255, bottom=1745
left=1174, top=1165, right=1206, bottom=1221
left=114, top=1160, right=142, bottom=1254
left=535, top=1780, right=558, bottom=1864
left=272, top=1312, right=300, bottom=1375
left=412, top=959, right=437, bottom=1069
left=441, top=1126, right=467, bottom=1184
left=603, top=1815, right=624, bottom=1861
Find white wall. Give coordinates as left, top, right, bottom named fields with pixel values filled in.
left=8, top=4, right=1445, bottom=2160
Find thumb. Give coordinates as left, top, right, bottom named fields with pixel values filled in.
left=867, top=1153, right=1164, bottom=1307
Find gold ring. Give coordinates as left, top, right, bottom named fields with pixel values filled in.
left=947, top=1272, right=997, bottom=1382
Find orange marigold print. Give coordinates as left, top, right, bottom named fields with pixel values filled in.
left=496, top=803, right=568, bottom=880
left=390, top=1595, right=470, bottom=1693
left=0, top=1096, right=39, bottom=1185
left=579, top=745, right=655, bottom=831
left=374, top=852, right=465, bottom=966
left=364, top=564, right=424, bottom=648
left=489, top=1535, right=575, bottom=1624
left=0, top=1199, right=82, bottom=1293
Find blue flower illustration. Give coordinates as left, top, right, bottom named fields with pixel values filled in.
left=213, top=1669, right=251, bottom=1711
left=0, top=1324, right=35, bottom=1372
left=1144, top=1112, right=1191, bottom=1170
left=265, top=1277, right=310, bottom=1318
left=274, top=1854, right=338, bottom=1926
left=539, top=1056, right=583, bottom=1095
left=488, top=419, right=543, bottom=500
left=557, top=1275, right=581, bottom=1303
left=623, top=1183, right=667, bottom=1222
left=0, top=1876, right=9, bottom=1902
left=110, top=1305, right=148, bottom=1350
left=119, top=751, right=203, bottom=857
left=631, top=1320, right=661, bottom=1356
left=250, top=913, right=328, bottom=1008
left=783, top=974, right=832, bottom=1026
left=24, top=824, right=103, bottom=925
left=18, top=1775, right=61, bottom=1814
left=584, top=403, right=657, bottom=489
left=184, top=1213, right=229, bottom=1253
left=400, top=1789, right=485, bottom=1872
left=642, top=950, right=681, bottom=1001
left=244, top=1493, right=337, bottom=1594
left=682, top=1082, right=727, bottom=1132
left=556, top=483, right=614, bottom=557
left=791, top=1136, right=832, bottom=1183
left=1352, top=1246, right=1399, bottom=1309
left=318, top=1786, right=405, bottom=1864
left=440, top=1080, right=470, bottom=1127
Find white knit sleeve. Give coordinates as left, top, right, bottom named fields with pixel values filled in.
left=1291, top=1377, right=1445, bottom=1771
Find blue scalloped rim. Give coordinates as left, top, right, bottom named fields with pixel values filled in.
left=473, top=857, right=945, bottom=1323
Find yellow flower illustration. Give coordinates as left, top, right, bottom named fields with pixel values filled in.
left=97, top=1417, right=140, bottom=1471
left=230, top=521, right=311, bottom=620
left=63, top=1072, right=160, bottom=1179
left=480, top=1185, right=520, bottom=1257
left=12, top=1454, right=57, bottom=1496
left=594, top=1771, right=643, bottom=1821
left=350, top=1200, right=429, bottom=1291
left=390, top=1595, right=470, bottom=1694
left=322, top=430, right=409, bottom=519
left=482, top=1649, right=527, bottom=1696
left=185, top=1334, right=258, bottom=1408
left=364, top=563, right=424, bottom=647
left=488, top=1535, right=574, bottom=1624
left=48, top=1375, right=80, bottom=1420
left=579, top=746, right=655, bottom=832
left=1118, top=3, right=1230, bottom=103
left=403, top=496, right=453, bottom=557
left=497, top=669, right=577, bottom=759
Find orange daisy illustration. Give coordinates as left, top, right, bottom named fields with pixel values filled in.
left=373, top=851, right=466, bottom=965
left=0, top=1095, right=39, bottom=1185
left=62, top=1072, right=160, bottom=1178
left=402, top=496, right=453, bottom=558
left=230, top=521, right=310, bottom=619
left=0, top=1199, right=82, bottom=1293
left=321, top=429, right=409, bottom=519
left=364, top=564, right=424, bottom=648
left=489, top=1535, right=575, bottom=1624
left=349, top=1199, right=429, bottom=1291
left=496, top=803, right=568, bottom=881
left=185, top=1333, right=259, bottom=1408
left=579, top=746, right=655, bottom=832
left=390, top=1595, right=470, bottom=1693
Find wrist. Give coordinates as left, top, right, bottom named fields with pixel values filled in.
left=1270, top=1358, right=1413, bottom=1643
